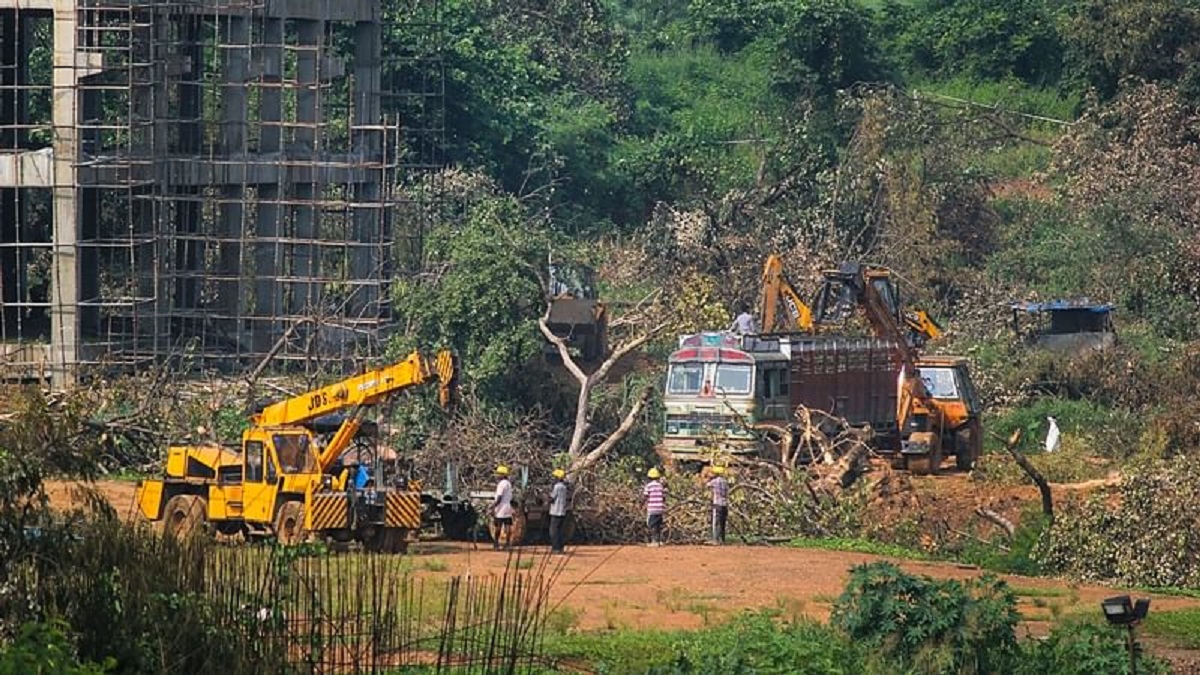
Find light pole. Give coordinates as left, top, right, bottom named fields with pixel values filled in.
left=1100, top=595, right=1150, bottom=675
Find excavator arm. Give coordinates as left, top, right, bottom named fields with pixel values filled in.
left=812, top=262, right=932, bottom=425
left=759, top=255, right=814, bottom=333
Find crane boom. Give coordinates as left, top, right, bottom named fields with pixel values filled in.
left=254, top=350, right=456, bottom=428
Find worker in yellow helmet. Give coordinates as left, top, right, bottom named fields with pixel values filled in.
left=706, top=465, right=729, bottom=545
left=492, top=465, right=514, bottom=550
left=643, top=467, right=666, bottom=546
left=549, top=468, right=570, bottom=554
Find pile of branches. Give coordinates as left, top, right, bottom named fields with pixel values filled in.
left=407, top=397, right=559, bottom=495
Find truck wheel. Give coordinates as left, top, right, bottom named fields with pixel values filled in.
left=163, top=494, right=207, bottom=540
left=366, top=527, right=409, bottom=554
left=274, top=501, right=305, bottom=545
left=955, top=446, right=975, bottom=471
left=908, top=444, right=944, bottom=476
left=489, top=509, right=527, bottom=547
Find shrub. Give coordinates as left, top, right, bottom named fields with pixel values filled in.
left=0, top=621, right=112, bottom=675
left=831, top=562, right=1019, bottom=674
left=645, top=612, right=862, bottom=675
left=1038, top=457, right=1200, bottom=587
left=1017, top=620, right=1166, bottom=675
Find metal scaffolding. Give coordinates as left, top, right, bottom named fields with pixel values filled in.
left=0, top=0, right=442, bottom=384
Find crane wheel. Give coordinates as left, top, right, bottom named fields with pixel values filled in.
left=274, top=501, right=305, bottom=546
left=163, top=494, right=207, bottom=540
left=366, top=527, right=409, bottom=554
left=488, top=509, right=527, bottom=547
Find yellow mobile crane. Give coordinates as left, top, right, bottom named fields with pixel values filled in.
left=136, top=350, right=456, bottom=552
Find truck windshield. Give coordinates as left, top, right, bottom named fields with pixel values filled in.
left=920, top=368, right=959, bottom=399
left=715, top=364, right=752, bottom=395
left=667, top=364, right=705, bottom=394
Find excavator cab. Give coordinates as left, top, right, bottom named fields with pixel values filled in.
left=545, top=260, right=608, bottom=362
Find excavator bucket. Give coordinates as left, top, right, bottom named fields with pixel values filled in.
left=545, top=262, right=608, bottom=362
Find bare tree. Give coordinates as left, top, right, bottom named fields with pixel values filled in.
left=537, top=293, right=666, bottom=475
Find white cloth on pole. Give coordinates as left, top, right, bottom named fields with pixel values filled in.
left=1045, top=416, right=1061, bottom=453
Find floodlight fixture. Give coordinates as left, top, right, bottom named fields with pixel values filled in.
left=1100, top=595, right=1150, bottom=626
left=1101, top=595, right=1150, bottom=675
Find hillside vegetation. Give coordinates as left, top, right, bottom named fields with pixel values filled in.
left=6, top=0, right=1200, bottom=670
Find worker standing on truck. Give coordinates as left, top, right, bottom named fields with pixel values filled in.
left=548, top=469, right=570, bottom=554
left=706, top=466, right=729, bottom=545
left=643, top=468, right=667, bottom=546
left=492, top=465, right=514, bottom=550
left=729, top=303, right=758, bottom=335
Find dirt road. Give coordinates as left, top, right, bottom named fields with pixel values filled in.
left=45, top=479, right=1197, bottom=637
left=404, top=541, right=1199, bottom=634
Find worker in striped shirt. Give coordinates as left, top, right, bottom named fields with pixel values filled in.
left=706, top=466, right=729, bottom=545
left=643, top=467, right=666, bottom=546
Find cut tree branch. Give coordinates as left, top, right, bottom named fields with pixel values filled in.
left=568, top=384, right=653, bottom=475
left=997, top=429, right=1053, bottom=523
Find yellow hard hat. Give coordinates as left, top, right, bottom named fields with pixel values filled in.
left=647, top=467, right=661, bottom=479
left=710, top=465, right=726, bottom=475
left=552, top=469, right=566, bottom=479
left=496, top=465, right=510, bottom=476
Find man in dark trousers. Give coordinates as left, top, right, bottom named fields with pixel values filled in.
left=706, top=465, right=729, bottom=545
left=548, top=468, right=570, bottom=554
left=643, top=467, right=666, bottom=546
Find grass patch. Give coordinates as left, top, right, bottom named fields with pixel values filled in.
left=1012, top=586, right=1070, bottom=599
left=420, top=557, right=449, bottom=572
left=1143, top=608, right=1200, bottom=649
left=789, top=536, right=930, bottom=560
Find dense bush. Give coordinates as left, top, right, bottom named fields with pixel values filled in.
left=1038, top=457, right=1200, bottom=587
left=831, top=562, right=1020, bottom=674
left=0, top=621, right=112, bottom=675
left=1016, top=620, right=1166, bottom=675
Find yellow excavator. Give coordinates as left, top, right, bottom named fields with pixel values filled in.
left=759, top=253, right=942, bottom=347
left=758, top=254, right=814, bottom=333
left=135, top=350, right=456, bottom=552
left=812, top=262, right=980, bottom=474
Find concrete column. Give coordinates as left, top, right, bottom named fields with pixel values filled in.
left=172, top=15, right=203, bottom=318
left=252, top=16, right=283, bottom=353
left=291, top=18, right=322, bottom=314
left=350, top=19, right=381, bottom=319
left=217, top=14, right=249, bottom=349
left=50, top=0, right=79, bottom=385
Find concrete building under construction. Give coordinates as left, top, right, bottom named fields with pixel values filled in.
left=0, top=0, right=441, bottom=385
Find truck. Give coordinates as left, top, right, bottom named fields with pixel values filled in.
left=135, top=350, right=456, bottom=552
left=661, top=261, right=982, bottom=474
left=661, top=332, right=904, bottom=460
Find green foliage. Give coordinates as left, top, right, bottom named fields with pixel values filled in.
left=983, top=397, right=1137, bottom=458
left=831, top=562, right=1019, bottom=674
left=1038, top=456, right=1200, bottom=587
left=1143, top=608, right=1200, bottom=650
left=1016, top=620, right=1166, bottom=675
left=1062, top=0, right=1200, bottom=100
left=958, top=512, right=1047, bottom=577
left=647, top=613, right=861, bottom=674
left=391, top=193, right=552, bottom=403
left=877, top=0, right=1064, bottom=85
left=614, top=43, right=781, bottom=218
left=0, top=621, right=112, bottom=675
left=789, top=536, right=929, bottom=561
